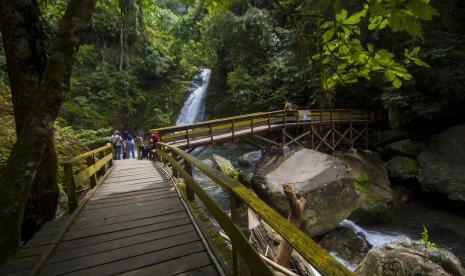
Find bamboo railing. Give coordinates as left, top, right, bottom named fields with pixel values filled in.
left=155, top=142, right=354, bottom=275
left=62, top=143, right=113, bottom=211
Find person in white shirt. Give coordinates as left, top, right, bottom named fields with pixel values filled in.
left=110, top=130, right=123, bottom=160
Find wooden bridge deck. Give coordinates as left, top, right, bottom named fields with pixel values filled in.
left=0, top=160, right=219, bottom=276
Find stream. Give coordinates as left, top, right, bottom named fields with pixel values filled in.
left=176, top=69, right=465, bottom=271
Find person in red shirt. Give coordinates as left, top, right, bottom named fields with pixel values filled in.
left=151, top=132, right=160, bottom=144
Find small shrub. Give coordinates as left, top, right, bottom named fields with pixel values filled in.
left=422, top=225, right=436, bottom=249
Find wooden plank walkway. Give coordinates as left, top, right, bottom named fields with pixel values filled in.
left=0, top=160, right=220, bottom=276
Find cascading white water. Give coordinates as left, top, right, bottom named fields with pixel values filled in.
left=176, top=68, right=211, bottom=125
left=340, top=219, right=408, bottom=247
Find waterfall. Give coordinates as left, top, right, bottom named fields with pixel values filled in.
left=176, top=68, right=211, bottom=125
left=340, top=219, right=408, bottom=247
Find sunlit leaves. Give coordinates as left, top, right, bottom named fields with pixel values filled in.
left=313, top=0, right=437, bottom=94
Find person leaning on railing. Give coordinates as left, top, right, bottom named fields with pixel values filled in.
left=141, top=131, right=160, bottom=159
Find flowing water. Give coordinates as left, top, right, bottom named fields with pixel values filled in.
left=176, top=68, right=211, bottom=125
left=175, top=69, right=465, bottom=271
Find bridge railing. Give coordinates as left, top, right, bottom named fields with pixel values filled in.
left=62, top=144, right=113, bottom=212
left=155, top=142, right=354, bottom=275
left=152, top=109, right=384, bottom=148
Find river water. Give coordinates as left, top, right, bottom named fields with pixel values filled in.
left=176, top=69, right=465, bottom=271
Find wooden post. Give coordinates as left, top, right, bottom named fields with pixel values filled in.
left=349, top=110, right=354, bottom=149
left=163, top=147, right=168, bottom=167
left=63, top=163, right=78, bottom=212
left=283, top=110, right=287, bottom=128
left=251, top=118, right=254, bottom=135
left=185, top=161, right=195, bottom=201
left=209, top=123, right=213, bottom=145
left=185, top=127, right=190, bottom=149
left=231, top=119, right=235, bottom=141
left=231, top=194, right=250, bottom=276
left=268, top=113, right=271, bottom=133
left=365, top=112, right=369, bottom=149
left=107, top=144, right=113, bottom=167
left=86, top=153, right=97, bottom=188
left=330, top=110, right=335, bottom=154
left=319, top=110, right=323, bottom=133
left=172, top=151, right=180, bottom=177
left=275, top=184, right=306, bottom=267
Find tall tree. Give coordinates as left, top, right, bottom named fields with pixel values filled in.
left=0, top=0, right=97, bottom=263
left=0, top=0, right=60, bottom=243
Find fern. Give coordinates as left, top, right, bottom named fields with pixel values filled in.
left=422, top=225, right=436, bottom=249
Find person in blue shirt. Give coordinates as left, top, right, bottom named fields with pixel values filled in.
left=123, top=130, right=136, bottom=159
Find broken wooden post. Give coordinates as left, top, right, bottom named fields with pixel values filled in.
left=274, top=184, right=306, bottom=267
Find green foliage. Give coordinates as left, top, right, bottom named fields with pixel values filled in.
left=422, top=225, right=436, bottom=248
left=313, top=0, right=437, bottom=97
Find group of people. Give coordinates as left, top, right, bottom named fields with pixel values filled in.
left=110, top=130, right=160, bottom=160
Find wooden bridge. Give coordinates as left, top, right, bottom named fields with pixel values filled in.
left=153, top=109, right=385, bottom=153
left=1, top=109, right=384, bottom=275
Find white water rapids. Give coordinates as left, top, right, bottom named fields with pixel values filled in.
left=176, top=68, right=211, bottom=125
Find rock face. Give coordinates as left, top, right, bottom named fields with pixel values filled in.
left=356, top=239, right=465, bottom=276
left=317, top=226, right=371, bottom=265
left=417, top=124, right=465, bottom=203
left=387, top=156, right=419, bottom=180
left=384, top=139, right=424, bottom=158
left=252, top=148, right=357, bottom=237
left=238, top=150, right=262, bottom=168
left=371, top=130, right=411, bottom=147
left=338, top=150, right=394, bottom=224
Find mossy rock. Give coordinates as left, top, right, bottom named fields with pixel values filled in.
left=212, top=154, right=239, bottom=180
left=387, top=156, right=419, bottom=180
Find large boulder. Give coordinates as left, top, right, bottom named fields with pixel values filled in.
left=384, top=139, right=424, bottom=158
left=317, top=226, right=372, bottom=265
left=238, top=150, right=262, bottom=168
left=356, top=239, right=465, bottom=276
left=371, top=130, right=411, bottom=148
left=338, top=150, right=394, bottom=224
left=252, top=148, right=357, bottom=237
left=387, top=156, right=419, bottom=180
left=417, top=124, right=465, bottom=203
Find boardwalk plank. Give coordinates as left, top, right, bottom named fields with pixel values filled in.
left=65, top=211, right=187, bottom=240
left=49, top=225, right=195, bottom=263
left=120, top=252, right=212, bottom=276
left=58, top=218, right=192, bottom=251
left=176, top=265, right=218, bottom=276
left=40, top=233, right=200, bottom=275
left=75, top=206, right=185, bottom=228
left=59, top=242, right=206, bottom=276
left=1, top=159, right=218, bottom=276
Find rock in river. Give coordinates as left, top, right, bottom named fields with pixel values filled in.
left=338, top=150, right=394, bottom=224
left=356, top=239, right=465, bottom=276
left=252, top=148, right=357, bottom=237
left=417, top=124, right=465, bottom=204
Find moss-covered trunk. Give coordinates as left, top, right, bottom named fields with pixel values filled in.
left=0, top=0, right=96, bottom=263
left=0, top=0, right=60, bottom=243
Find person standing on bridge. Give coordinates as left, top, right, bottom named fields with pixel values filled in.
left=111, top=130, right=123, bottom=160
left=123, top=130, right=137, bottom=159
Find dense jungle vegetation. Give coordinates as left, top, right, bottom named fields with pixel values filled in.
left=1, top=0, right=465, bottom=265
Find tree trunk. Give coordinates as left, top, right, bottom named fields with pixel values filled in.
left=119, top=22, right=124, bottom=71
left=274, top=184, right=306, bottom=267
left=0, top=0, right=59, bottom=242
left=0, top=0, right=96, bottom=263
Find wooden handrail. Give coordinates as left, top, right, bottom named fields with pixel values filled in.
left=152, top=109, right=384, bottom=148
left=62, top=143, right=114, bottom=211
left=64, top=144, right=112, bottom=164
left=156, top=142, right=354, bottom=275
